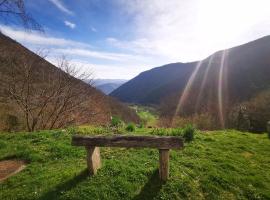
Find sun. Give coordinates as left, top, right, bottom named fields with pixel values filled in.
left=197, top=0, right=270, bottom=48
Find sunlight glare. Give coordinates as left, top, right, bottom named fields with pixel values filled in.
left=218, top=50, right=228, bottom=128
left=172, top=61, right=203, bottom=125
left=195, top=55, right=214, bottom=112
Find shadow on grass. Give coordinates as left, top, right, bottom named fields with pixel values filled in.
left=133, top=169, right=164, bottom=200
left=39, top=169, right=88, bottom=200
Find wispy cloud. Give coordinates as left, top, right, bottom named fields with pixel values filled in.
left=54, top=59, right=151, bottom=79
left=106, top=37, right=157, bottom=55
left=116, top=0, right=270, bottom=62
left=64, top=20, right=76, bottom=29
left=0, top=25, right=157, bottom=79
left=0, top=25, right=87, bottom=47
left=53, top=48, right=148, bottom=61
left=49, top=0, right=73, bottom=15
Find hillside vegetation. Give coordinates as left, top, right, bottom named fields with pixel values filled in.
left=0, top=33, right=139, bottom=131
left=0, top=129, right=269, bottom=199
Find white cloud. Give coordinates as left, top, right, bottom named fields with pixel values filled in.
left=49, top=0, right=73, bottom=15
left=56, top=59, right=150, bottom=79
left=0, top=25, right=86, bottom=47
left=116, top=0, right=270, bottom=62
left=0, top=25, right=157, bottom=79
left=53, top=48, right=150, bottom=61
left=64, top=20, right=76, bottom=29
left=106, top=37, right=158, bottom=55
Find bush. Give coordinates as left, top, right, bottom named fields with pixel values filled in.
left=0, top=114, right=19, bottom=132
left=171, top=128, right=183, bottom=136
left=183, top=124, right=195, bottom=142
left=138, top=123, right=144, bottom=128
left=235, top=90, right=270, bottom=132
left=126, top=123, right=135, bottom=132
left=66, top=126, right=78, bottom=135
left=111, top=116, right=124, bottom=128
left=150, top=128, right=169, bottom=136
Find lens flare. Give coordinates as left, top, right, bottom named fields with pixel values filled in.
left=172, top=61, right=203, bottom=125
left=218, top=50, right=228, bottom=128
left=195, top=55, right=214, bottom=112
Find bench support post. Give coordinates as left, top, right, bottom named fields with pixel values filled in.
left=159, top=149, right=169, bottom=181
left=85, top=146, right=101, bottom=175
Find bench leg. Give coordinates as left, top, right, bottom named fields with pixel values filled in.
left=159, top=149, right=169, bottom=181
left=85, top=146, right=101, bottom=175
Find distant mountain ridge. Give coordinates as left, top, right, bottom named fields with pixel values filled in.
left=93, top=79, right=127, bottom=94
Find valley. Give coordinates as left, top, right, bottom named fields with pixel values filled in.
left=1, top=1, right=270, bottom=199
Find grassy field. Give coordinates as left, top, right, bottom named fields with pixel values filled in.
left=132, top=106, right=158, bottom=127
left=0, top=128, right=270, bottom=200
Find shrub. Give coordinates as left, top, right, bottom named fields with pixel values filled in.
left=126, top=123, right=135, bottom=132
left=66, top=126, right=78, bottom=135
left=111, top=116, right=124, bottom=128
left=171, top=128, right=183, bottom=136
left=150, top=128, right=168, bottom=136
left=138, top=123, right=144, bottom=128
left=183, top=124, right=195, bottom=142
left=0, top=114, right=19, bottom=132
left=236, top=90, right=270, bottom=133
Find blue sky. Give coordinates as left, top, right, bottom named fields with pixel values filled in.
left=1, top=0, right=270, bottom=79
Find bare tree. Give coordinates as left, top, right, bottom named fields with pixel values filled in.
left=4, top=52, right=93, bottom=131
left=0, top=0, right=42, bottom=31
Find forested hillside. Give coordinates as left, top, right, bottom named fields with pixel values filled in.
left=0, top=33, right=139, bottom=131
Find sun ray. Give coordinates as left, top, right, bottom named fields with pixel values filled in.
left=218, top=50, right=228, bottom=128
left=171, top=61, right=203, bottom=125
left=195, top=55, right=214, bottom=112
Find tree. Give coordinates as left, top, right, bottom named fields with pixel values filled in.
left=0, top=0, right=42, bottom=30
left=3, top=51, right=93, bottom=131
left=228, top=90, right=270, bottom=132
left=244, top=90, right=270, bottom=132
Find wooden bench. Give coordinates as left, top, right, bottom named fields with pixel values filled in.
left=72, top=135, right=183, bottom=181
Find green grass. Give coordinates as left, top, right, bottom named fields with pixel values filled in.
left=134, top=106, right=158, bottom=127
left=0, top=129, right=270, bottom=199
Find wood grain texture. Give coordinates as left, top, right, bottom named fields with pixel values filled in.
left=72, top=135, right=183, bottom=149
left=86, top=146, right=101, bottom=175
left=159, top=149, right=169, bottom=181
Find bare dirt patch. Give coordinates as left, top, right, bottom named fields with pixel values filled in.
left=0, top=160, right=26, bottom=182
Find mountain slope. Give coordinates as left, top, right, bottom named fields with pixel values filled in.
left=111, top=36, right=270, bottom=127
left=111, top=36, right=270, bottom=104
left=111, top=62, right=196, bottom=104
left=0, top=33, right=139, bottom=130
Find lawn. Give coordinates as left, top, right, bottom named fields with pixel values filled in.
left=0, top=128, right=269, bottom=200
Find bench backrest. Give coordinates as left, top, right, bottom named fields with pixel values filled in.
left=72, top=135, right=183, bottom=149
